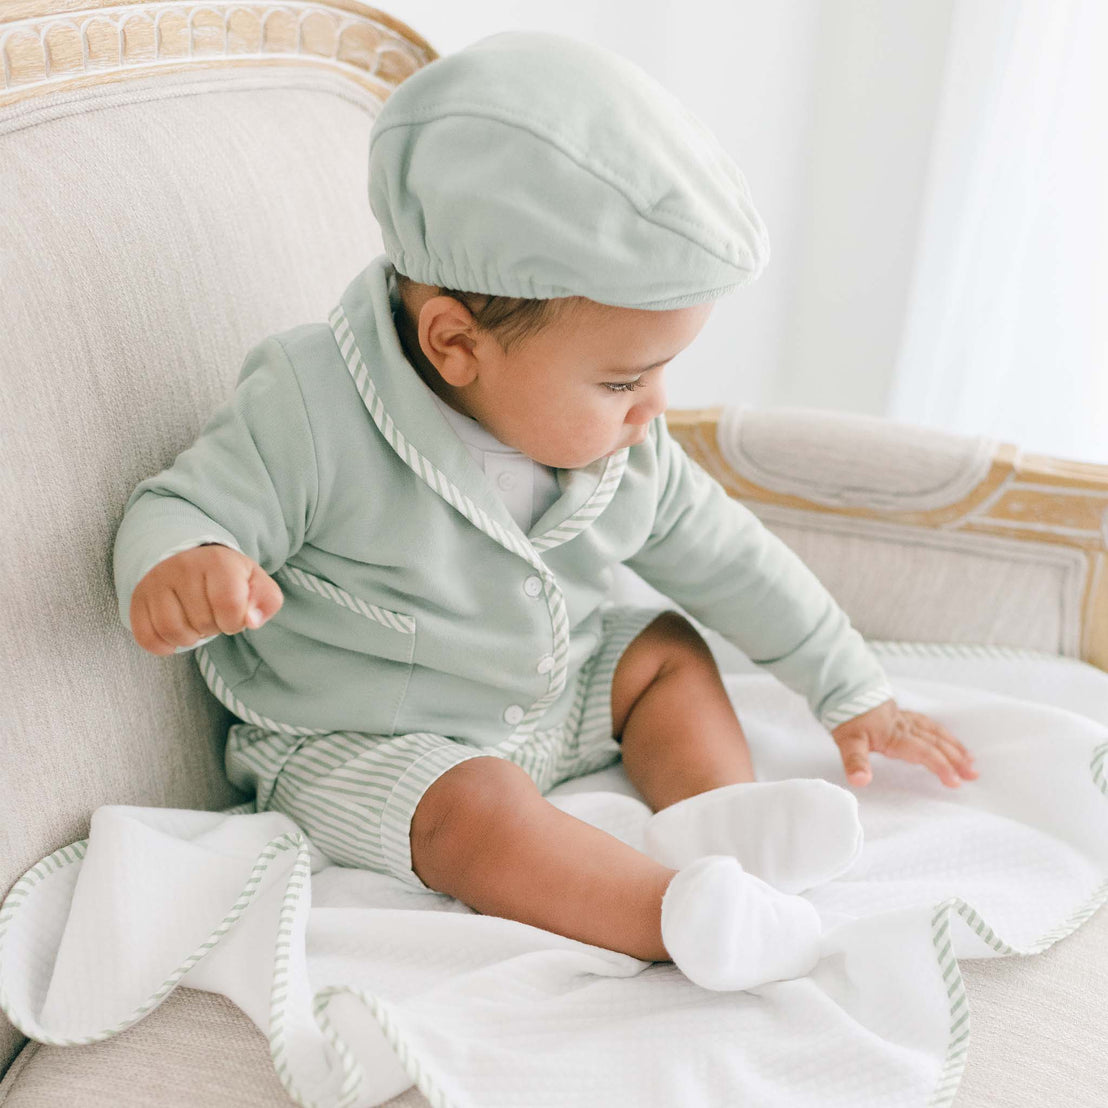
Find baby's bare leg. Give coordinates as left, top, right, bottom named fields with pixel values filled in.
left=612, top=611, right=756, bottom=811
left=410, top=756, right=678, bottom=961
left=410, top=612, right=758, bottom=964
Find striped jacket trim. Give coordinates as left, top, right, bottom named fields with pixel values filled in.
left=530, top=450, right=628, bottom=554
left=274, top=564, right=416, bottom=634
left=820, top=681, right=897, bottom=730
left=195, top=643, right=334, bottom=737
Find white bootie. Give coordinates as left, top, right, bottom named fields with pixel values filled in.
left=659, top=854, right=823, bottom=991
left=643, top=778, right=864, bottom=895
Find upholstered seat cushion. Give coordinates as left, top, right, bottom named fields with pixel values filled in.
left=0, top=988, right=415, bottom=1108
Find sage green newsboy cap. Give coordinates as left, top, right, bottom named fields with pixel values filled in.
left=367, top=29, right=770, bottom=310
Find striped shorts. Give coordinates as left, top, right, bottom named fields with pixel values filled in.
left=224, top=603, right=670, bottom=891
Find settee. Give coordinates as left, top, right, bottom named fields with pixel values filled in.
left=1, top=3, right=1105, bottom=1105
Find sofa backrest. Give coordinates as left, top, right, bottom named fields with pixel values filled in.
left=0, top=0, right=436, bottom=1075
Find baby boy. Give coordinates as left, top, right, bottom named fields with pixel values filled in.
left=113, top=31, right=977, bottom=992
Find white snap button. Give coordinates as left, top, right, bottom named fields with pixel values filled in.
left=536, top=654, right=555, bottom=675
left=503, top=704, right=525, bottom=725
left=523, top=575, right=543, bottom=597
left=496, top=472, right=515, bottom=491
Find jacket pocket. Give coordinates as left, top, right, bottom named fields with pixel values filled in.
left=275, top=563, right=416, bottom=636
left=272, top=563, right=417, bottom=735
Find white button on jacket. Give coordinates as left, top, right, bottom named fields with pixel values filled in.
left=523, top=576, right=543, bottom=598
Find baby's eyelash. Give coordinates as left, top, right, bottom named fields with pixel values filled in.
left=603, top=379, right=646, bottom=393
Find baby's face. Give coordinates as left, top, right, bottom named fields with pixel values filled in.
left=401, top=287, right=714, bottom=469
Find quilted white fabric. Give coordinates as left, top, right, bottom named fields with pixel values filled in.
left=1, top=663, right=1105, bottom=1108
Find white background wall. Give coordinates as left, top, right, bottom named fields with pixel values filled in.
left=386, top=0, right=955, bottom=414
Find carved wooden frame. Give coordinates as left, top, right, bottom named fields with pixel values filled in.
left=0, top=0, right=438, bottom=108
left=5, top=2, right=1104, bottom=671
left=667, top=409, right=1108, bottom=672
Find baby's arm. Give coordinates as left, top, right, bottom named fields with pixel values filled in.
left=113, top=335, right=317, bottom=653
left=624, top=416, right=891, bottom=732
left=623, top=418, right=981, bottom=787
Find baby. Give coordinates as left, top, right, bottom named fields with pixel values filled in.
left=113, top=31, right=977, bottom=992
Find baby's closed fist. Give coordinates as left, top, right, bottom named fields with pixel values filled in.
left=128, top=543, right=283, bottom=657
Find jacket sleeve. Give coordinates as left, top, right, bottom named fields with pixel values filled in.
left=112, top=335, right=318, bottom=646
left=623, top=416, right=894, bottom=731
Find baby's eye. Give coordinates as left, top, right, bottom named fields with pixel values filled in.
left=603, top=379, right=646, bottom=393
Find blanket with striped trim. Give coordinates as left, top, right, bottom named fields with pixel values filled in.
left=1, top=656, right=1106, bottom=1108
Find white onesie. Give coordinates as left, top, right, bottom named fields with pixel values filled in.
left=424, top=387, right=561, bottom=533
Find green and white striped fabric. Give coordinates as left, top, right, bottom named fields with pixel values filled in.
left=224, top=604, right=666, bottom=889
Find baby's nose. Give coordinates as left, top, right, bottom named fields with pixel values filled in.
left=628, top=382, right=667, bottom=424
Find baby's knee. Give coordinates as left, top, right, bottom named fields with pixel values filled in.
left=641, top=611, right=715, bottom=677
left=410, top=755, right=540, bottom=887
left=651, top=611, right=711, bottom=652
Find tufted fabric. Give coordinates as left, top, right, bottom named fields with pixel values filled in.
left=0, top=64, right=387, bottom=1075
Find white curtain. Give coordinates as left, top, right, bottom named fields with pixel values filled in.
left=887, top=0, right=1108, bottom=463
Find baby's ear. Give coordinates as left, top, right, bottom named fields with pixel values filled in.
left=434, top=333, right=485, bottom=388
left=410, top=298, right=483, bottom=386
left=435, top=354, right=478, bottom=388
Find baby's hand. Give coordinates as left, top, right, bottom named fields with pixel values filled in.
left=128, top=543, right=283, bottom=657
left=830, top=699, right=979, bottom=789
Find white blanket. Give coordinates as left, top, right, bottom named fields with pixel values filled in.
left=2, top=668, right=1107, bottom=1108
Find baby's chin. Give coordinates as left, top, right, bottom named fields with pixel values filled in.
left=548, top=446, right=627, bottom=469
left=525, top=434, right=641, bottom=469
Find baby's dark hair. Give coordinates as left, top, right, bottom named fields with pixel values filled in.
left=395, top=271, right=582, bottom=355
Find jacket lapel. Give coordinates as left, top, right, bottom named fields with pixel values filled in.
left=330, top=253, right=627, bottom=560
left=528, top=453, right=628, bottom=552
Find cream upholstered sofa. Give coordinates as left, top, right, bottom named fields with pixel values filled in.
left=1, top=3, right=1106, bottom=1106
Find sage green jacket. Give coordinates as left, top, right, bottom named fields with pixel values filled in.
left=113, top=253, right=893, bottom=743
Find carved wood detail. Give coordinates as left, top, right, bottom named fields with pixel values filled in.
left=666, top=408, right=1108, bottom=672
left=0, top=1, right=438, bottom=108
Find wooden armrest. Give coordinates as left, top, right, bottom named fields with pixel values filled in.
left=666, top=407, right=1108, bottom=673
